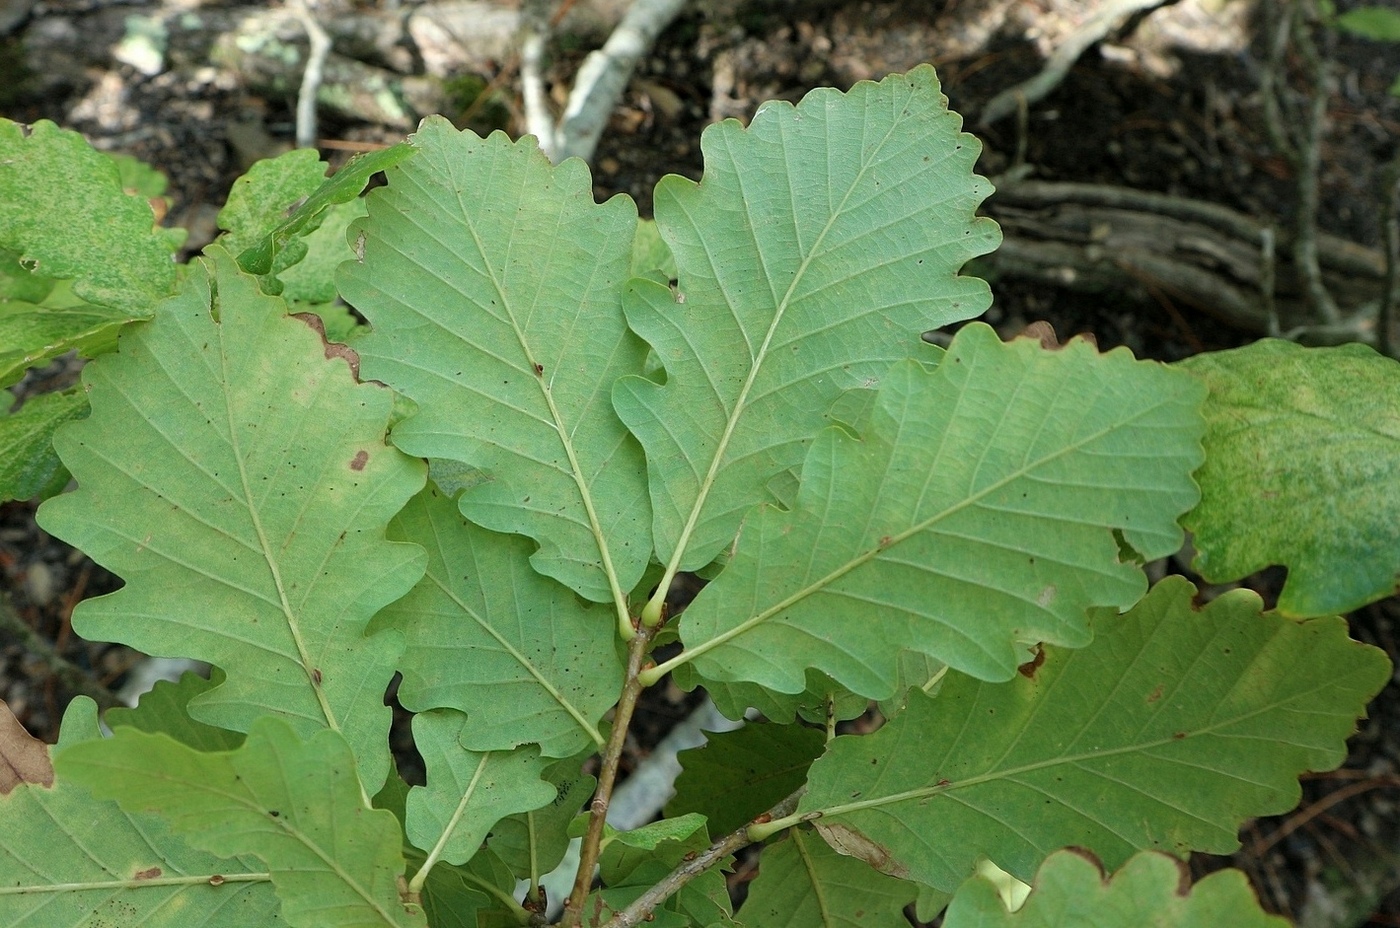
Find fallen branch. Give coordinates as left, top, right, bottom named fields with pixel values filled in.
left=978, top=0, right=1173, bottom=127
left=983, top=178, right=1386, bottom=340
left=287, top=0, right=332, bottom=149
left=522, top=0, right=690, bottom=163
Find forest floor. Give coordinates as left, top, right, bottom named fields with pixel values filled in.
left=2, top=0, right=1399, bottom=925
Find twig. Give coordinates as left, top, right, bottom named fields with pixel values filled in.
left=1259, top=0, right=1298, bottom=163
left=1260, top=226, right=1279, bottom=337
left=520, top=0, right=558, bottom=153
left=994, top=178, right=1384, bottom=281
left=1250, top=775, right=1400, bottom=857
left=1288, top=0, right=1340, bottom=324
left=288, top=0, right=332, bottom=150
left=536, top=697, right=744, bottom=919
left=1380, top=150, right=1400, bottom=360
left=0, top=593, right=121, bottom=713
left=559, top=625, right=655, bottom=928
left=978, top=0, right=1171, bottom=127
left=553, top=0, right=689, bottom=164
left=597, top=790, right=805, bottom=928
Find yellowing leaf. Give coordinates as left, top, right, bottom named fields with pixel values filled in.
left=1181, top=339, right=1400, bottom=616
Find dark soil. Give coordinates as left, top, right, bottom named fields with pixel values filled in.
left=3, top=0, right=1399, bottom=925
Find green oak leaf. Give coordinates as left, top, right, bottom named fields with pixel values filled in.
left=799, top=576, right=1391, bottom=891
left=942, top=849, right=1288, bottom=927
left=282, top=198, right=369, bottom=310
left=406, top=709, right=556, bottom=867
left=612, top=65, right=1001, bottom=578
left=587, top=816, right=735, bottom=928
left=216, top=148, right=324, bottom=298
left=1180, top=339, right=1400, bottom=616
left=37, top=247, right=427, bottom=794
left=217, top=149, right=329, bottom=262
left=630, top=219, right=676, bottom=282
left=598, top=813, right=710, bottom=886
left=413, top=849, right=523, bottom=928
left=740, top=830, right=914, bottom=928
left=379, top=485, right=623, bottom=757
left=1334, top=7, right=1400, bottom=41
left=105, top=669, right=243, bottom=752
left=0, top=247, right=56, bottom=304
left=667, top=723, right=824, bottom=836
left=664, top=323, right=1205, bottom=693
left=58, top=717, right=424, bottom=928
left=0, top=120, right=177, bottom=314
left=339, top=118, right=652, bottom=608
left=237, top=143, right=415, bottom=280
left=0, top=299, right=134, bottom=390
left=106, top=152, right=170, bottom=199
left=487, top=753, right=594, bottom=880
left=0, top=387, right=86, bottom=501
left=594, top=862, right=734, bottom=928
left=0, top=698, right=279, bottom=927
left=374, top=770, right=520, bottom=925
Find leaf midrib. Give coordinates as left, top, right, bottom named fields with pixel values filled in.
left=656, top=101, right=907, bottom=584
left=214, top=297, right=341, bottom=737
left=449, top=161, right=632, bottom=624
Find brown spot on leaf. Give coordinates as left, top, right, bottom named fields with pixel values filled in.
left=1017, top=645, right=1045, bottom=680
left=312, top=668, right=323, bottom=685
left=133, top=867, right=162, bottom=880
left=349, top=450, right=369, bottom=472
left=815, top=821, right=911, bottom=880
left=1147, top=683, right=1164, bottom=704
left=0, top=699, right=53, bottom=792
left=1060, top=846, right=1109, bottom=880
left=209, top=875, right=226, bottom=886
left=292, top=312, right=362, bottom=380
left=1173, top=731, right=1187, bottom=740
left=1017, top=320, right=1099, bottom=351
left=1019, top=320, right=1062, bottom=350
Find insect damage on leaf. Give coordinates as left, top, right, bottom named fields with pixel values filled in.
left=293, top=310, right=362, bottom=379
left=814, top=821, right=911, bottom=880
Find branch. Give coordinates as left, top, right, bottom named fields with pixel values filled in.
left=553, top=0, right=689, bottom=164
left=287, top=0, right=332, bottom=150
left=978, top=0, right=1171, bottom=127
left=597, top=790, right=805, bottom=928
left=1380, top=150, right=1400, bottom=360
left=1286, top=0, right=1340, bottom=324
left=559, top=625, right=655, bottom=928
left=981, top=178, right=1386, bottom=338
left=520, top=0, right=558, bottom=155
